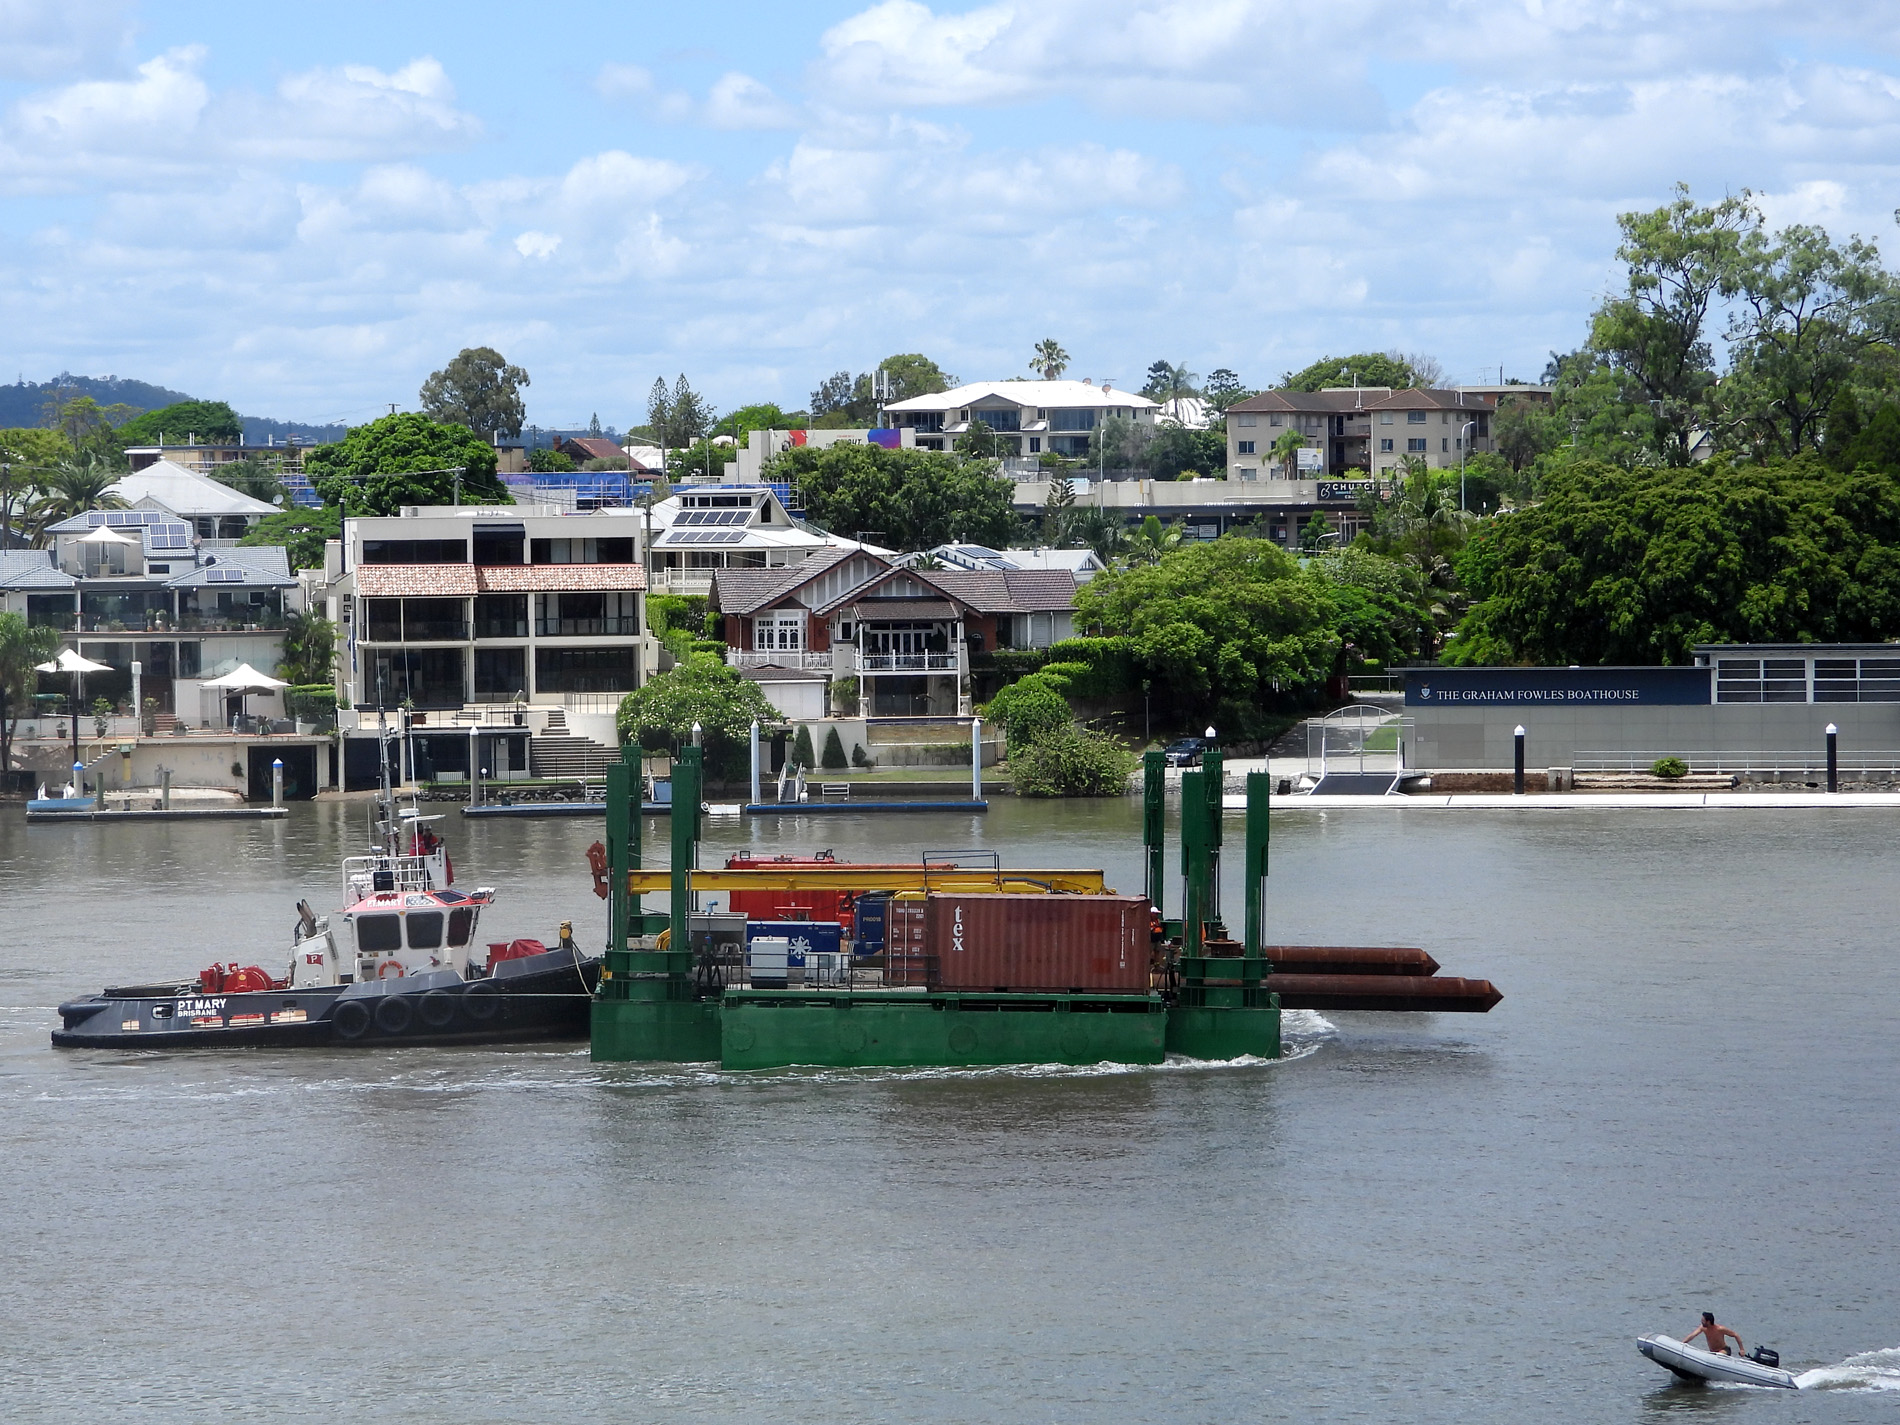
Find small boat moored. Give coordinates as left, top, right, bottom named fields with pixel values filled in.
left=1637, top=1333, right=1799, bottom=1389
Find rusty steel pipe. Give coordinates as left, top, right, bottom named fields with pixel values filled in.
left=1265, top=974, right=1502, bottom=1013
left=1261, top=946, right=1441, bottom=977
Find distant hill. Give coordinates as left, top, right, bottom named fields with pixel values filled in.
left=0, top=374, right=346, bottom=446
left=0, top=374, right=194, bottom=427
left=241, top=415, right=349, bottom=445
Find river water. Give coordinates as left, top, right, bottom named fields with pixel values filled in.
left=3, top=798, right=1899, bottom=1422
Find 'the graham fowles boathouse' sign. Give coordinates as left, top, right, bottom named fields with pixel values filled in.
left=1403, top=667, right=1712, bottom=707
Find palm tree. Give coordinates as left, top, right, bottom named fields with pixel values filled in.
left=1122, top=514, right=1183, bottom=566
left=1030, top=339, right=1070, bottom=380
left=1270, top=428, right=1307, bottom=479
left=29, top=456, right=125, bottom=543
left=0, top=612, right=61, bottom=790
left=1070, top=507, right=1126, bottom=563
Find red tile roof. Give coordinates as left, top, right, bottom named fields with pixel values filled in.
left=476, top=564, right=647, bottom=592
left=354, top=564, right=647, bottom=596
left=355, top=565, right=477, bottom=596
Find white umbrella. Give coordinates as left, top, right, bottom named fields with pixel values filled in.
left=201, top=662, right=290, bottom=731
left=200, top=662, right=289, bottom=691
left=36, top=648, right=115, bottom=769
left=36, top=649, right=115, bottom=675
left=75, top=524, right=140, bottom=545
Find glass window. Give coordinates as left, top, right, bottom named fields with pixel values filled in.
left=1407, top=438, right=1427, bottom=452
left=1380, top=413, right=1393, bottom=424
left=971, top=408, right=1021, bottom=432
left=1237, top=414, right=1257, bottom=427
left=357, top=914, right=402, bottom=952
left=1049, top=409, right=1095, bottom=432
left=448, top=907, right=475, bottom=946
left=1407, top=411, right=1427, bottom=424
left=1380, top=439, right=1394, bottom=453
left=1442, top=438, right=1450, bottom=452
left=1237, top=441, right=1255, bottom=455
left=1268, top=414, right=1283, bottom=427
left=534, top=646, right=638, bottom=693
left=362, top=540, right=467, bottom=564
left=406, top=911, right=444, bottom=949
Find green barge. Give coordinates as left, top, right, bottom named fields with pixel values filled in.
left=591, top=746, right=1283, bottom=1070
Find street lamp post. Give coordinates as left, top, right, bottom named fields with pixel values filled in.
left=1459, top=420, right=1477, bottom=512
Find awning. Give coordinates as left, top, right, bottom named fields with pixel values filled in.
left=849, top=599, right=957, bottom=620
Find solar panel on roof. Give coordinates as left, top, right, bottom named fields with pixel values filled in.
left=207, top=567, right=246, bottom=583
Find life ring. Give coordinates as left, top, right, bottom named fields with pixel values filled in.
left=418, top=991, right=458, bottom=1029
left=586, top=841, right=610, bottom=899
left=376, top=957, right=406, bottom=980
left=332, top=1000, right=371, bottom=1040
left=464, top=981, right=503, bottom=1021
left=373, top=996, right=413, bottom=1035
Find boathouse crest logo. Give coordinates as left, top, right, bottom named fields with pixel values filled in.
left=1418, top=684, right=1433, bottom=700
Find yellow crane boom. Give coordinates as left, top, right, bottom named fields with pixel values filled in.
left=623, top=867, right=1112, bottom=896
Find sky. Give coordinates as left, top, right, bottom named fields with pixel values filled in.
left=3, top=0, right=1900, bottom=429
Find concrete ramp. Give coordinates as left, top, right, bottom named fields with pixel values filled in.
left=1308, top=772, right=1400, bottom=797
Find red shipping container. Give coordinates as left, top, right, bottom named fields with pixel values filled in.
left=924, top=893, right=1152, bottom=993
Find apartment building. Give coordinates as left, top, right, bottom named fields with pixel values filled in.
left=323, top=502, right=649, bottom=715
left=1225, top=388, right=1504, bottom=480
left=881, top=380, right=1159, bottom=458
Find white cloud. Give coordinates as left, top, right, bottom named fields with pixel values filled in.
left=0, top=0, right=135, bottom=80
left=515, top=230, right=562, bottom=259
left=594, top=62, right=655, bottom=100
left=705, top=72, right=799, bottom=130
left=0, top=49, right=481, bottom=191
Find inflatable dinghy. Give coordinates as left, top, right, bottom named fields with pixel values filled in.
left=1638, top=1333, right=1798, bottom=1388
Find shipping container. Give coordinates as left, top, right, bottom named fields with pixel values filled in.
left=723, top=855, right=954, bottom=930
left=852, top=892, right=891, bottom=958
left=924, top=893, right=1153, bottom=993
left=884, top=894, right=931, bottom=987
left=743, top=920, right=843, bottom=968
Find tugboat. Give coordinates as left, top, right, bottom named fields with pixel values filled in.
left=52, top=726, right=599, bottom=1049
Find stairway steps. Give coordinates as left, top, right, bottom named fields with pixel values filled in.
left=529, top=732, right=617, bottom=779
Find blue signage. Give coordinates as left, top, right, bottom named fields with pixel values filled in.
left=1404, top=667, right=1711, bottom=707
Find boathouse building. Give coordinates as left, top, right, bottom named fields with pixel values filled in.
left=1404, top=645, right=1900, bottom=775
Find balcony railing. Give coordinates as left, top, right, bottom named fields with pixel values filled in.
left=535, top=617, right=641, bottom=636
left=860, top=653, right=960, bottom=673
left=359, top=621, right=469, bottom=642
left=474, top=619, right=529, bottom=639
left=173, top=613, right=287, bottom=633
left=647, top=569, right=716, bottom=595
left=727, top=650, right=833, bottom=671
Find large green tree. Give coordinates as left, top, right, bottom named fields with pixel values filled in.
left=1587, top=185, right=1753, bottom=464
left=769, top=442, right=1018, bottom=550
left=239, top=506, right=341, bottom=570
left=1281, top=352, right=1416, bottom=391
left=1722, top=223, right=1900, bottom=459
left=1075, top=537, right=1339, bottom=730
left=418, top=347, right=529, bottom=436
left=615, top=655, right=782, bottom=779
left=1447, top=457, right=1900, bottom=665
left=277, top=608, right=339, bottom=685
left=115, top=400, right=242, bottom=447
left=305, top=414, right=507, bottom=516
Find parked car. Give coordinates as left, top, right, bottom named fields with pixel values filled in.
left=1161, top=737, right=1205, bottom=767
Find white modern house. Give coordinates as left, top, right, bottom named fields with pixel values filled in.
left=108, top=458, right=281, bottom=542
left=881, top=379, right=1160, bottom=459
left=644, top=482, right=896, bottom=597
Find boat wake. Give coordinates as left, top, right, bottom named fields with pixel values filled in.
left=1796, top=1346, right=1900, bottom=1391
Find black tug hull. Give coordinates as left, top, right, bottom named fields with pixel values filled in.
left=53, top=953, right=601, bottom=1049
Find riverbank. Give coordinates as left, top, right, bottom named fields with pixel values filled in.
left=1244, top=789, right=1900, bottom=810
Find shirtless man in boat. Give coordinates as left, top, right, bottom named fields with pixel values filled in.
left=1684, top=1312, right=1744, bottom=1356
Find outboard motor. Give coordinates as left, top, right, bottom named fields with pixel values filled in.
left=1748, top=1346, right=1780, bottom=1368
